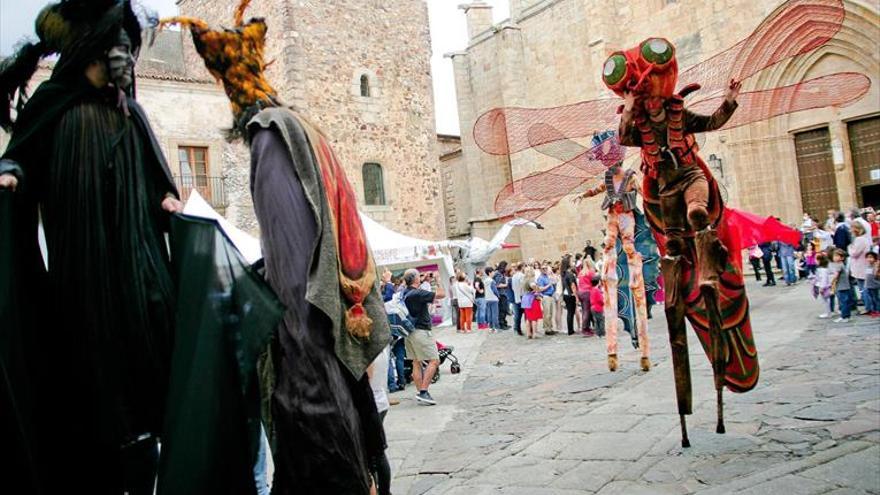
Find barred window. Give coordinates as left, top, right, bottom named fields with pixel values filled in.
left=362, top=162, right=385, bottom=205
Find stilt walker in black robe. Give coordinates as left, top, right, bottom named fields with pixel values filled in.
left=0, top=1, right=183, bottom=492
left=161, top=2, right=391, bottom=493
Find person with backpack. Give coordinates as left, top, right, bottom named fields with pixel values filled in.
left=385, top=289, right=414, bottom=393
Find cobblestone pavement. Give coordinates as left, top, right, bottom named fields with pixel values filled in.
left=385, top=280, right=880, bottom=495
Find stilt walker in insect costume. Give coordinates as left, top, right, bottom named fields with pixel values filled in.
left=160, top=2, right=391, bottom=493
left=603, top=37, right=757, bottom=447
left=0, top=1, right=182, bottom=492
left=575, top=149, right=651, bottom=373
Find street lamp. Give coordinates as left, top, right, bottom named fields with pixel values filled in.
left=708, top=153, right=724, bottom=178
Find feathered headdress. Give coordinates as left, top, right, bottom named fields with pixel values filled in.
left=0, top=0, right=142, bottom=131
left=158, top=0, right=280, bottom=134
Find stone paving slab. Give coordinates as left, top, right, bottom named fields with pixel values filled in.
left=387, top=281, right=880, bottom=494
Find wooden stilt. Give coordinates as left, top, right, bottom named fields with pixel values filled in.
left=680, top=414, right=691, bottom=448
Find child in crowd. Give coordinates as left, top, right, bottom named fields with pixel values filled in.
left=864, top=252, right=879, bottom=317
left=590, top=274, right=605, bottom=336
left=804, top=243, right=818, bottom=278
left=829, top=249, right=852, bottom=323
left=522, top=282, right=543, bottom=339
left=814, top=255, right=833, bottom=319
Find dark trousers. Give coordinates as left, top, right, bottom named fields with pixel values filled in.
left=498, top=295, right=509, bottom=328
left=388, top=338, right=406, bottom=391
left=592, top=311, right=605, bottom=336
left=563, top=294, right=577, bottom=335
left=513, top=302, right=524, bottom=334
left=750, top=257, right=762, bottom=281
left=762, top=256, right=776, bottom=284
left=837, top=289, right=852, bottom=319
left=577, top=291, right=592, bottom=332
left=373, top=410, right=391, bottom=495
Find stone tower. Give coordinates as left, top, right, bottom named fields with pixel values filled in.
left=176, top=0, right=445, bottom=239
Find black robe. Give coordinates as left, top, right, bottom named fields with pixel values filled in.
left=1, top=77, right=178, bottom=493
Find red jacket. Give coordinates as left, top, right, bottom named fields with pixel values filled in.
left=590, top=287, right=604, bottom=313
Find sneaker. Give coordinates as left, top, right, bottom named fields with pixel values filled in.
left=818, top=313, right=830, bottom=319
left=833, top=317, right=850, bottom=323
left=416, top=390, right=436, bottom=406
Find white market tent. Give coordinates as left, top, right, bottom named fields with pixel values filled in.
left=183, top=192, right=455, bottom=318
left=358, top=212, right=454, bottom=275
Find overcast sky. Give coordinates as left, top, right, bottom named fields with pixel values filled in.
left=0, top=0, right=512, bottom=135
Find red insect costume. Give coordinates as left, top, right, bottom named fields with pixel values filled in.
left=603, top=38, right=754, bottom=446
left=471, top=0, right=871, bottom=449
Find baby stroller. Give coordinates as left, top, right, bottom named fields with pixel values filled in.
left=404, top=341, right=461, bottom=384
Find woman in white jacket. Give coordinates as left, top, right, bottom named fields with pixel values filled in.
left=456, top=273, right=476, bottom=333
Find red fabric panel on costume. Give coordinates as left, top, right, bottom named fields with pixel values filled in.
left=724, top=208, right=803, bottom=252
left=315, top=137, right=368, bottom=282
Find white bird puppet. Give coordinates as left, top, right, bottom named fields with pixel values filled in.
left=452, top=218, right=542, bottom=275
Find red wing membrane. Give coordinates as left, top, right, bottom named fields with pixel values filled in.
left=680, top=0, right=845, bottom=100
left=473, top=99, right=620, bottom=155
left=688, top=72, right=871, bottom=130
left=495, top=138, right=631, bottom=220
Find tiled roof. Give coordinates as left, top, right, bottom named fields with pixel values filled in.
left=33, top=30, right=215, bottom=84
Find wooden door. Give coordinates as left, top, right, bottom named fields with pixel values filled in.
left=794, top=128, right=838, bottom=219
left=847, top=116, right=880, bottom=208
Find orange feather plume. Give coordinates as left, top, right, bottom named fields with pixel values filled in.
left=157, top=8, right=278, bottom=123
left=233, top=0, right=252, bottom=27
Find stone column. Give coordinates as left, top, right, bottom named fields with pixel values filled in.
left=447, top=51, right=477, bottom=238
left=829, top=119, right=859, bottom=210
left=459, top=2, right=494, bottom=40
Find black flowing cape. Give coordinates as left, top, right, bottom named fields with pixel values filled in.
left=157, top=214, right=284, bottom=495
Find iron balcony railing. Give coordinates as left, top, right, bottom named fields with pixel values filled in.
left=173, top=175, right=228, bottom=209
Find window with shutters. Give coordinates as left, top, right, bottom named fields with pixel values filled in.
left=174, top=145, right=226, bottom=207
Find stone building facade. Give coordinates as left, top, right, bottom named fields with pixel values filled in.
left=437, top=134, right=468, bottom=239
left=176, top=0, right=446, bottom=239
left=448, top=0, right=880, bottom=262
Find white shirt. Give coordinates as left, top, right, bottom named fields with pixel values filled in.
left=456, top=282, right=475, bottom=308
left=369, top=346, right=390, bottom=414
left=483, top=276, right=499, bottom=302
left=512, top=271, right=525, bottom=303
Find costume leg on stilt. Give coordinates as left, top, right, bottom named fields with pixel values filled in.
left=661, top=237, right=692, bottom=448
left=621, top=212, right=650, bottom=371
left=603, top=213, right=620, bottom=372
left=695, top=225, right=729, bottom=435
